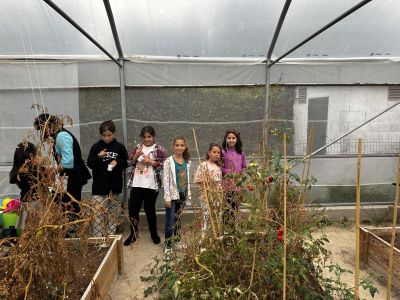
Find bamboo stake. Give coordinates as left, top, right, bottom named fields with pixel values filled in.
left=283, top=133, right=287, bottom=300
left=355, top=138, right=362, bottom=300
left=386, top=152, right=400, bottom=299
left=192, top=129, right=217, bottom=240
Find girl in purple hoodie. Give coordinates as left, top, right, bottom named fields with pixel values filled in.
left=221, top=129, right=247, bottom=223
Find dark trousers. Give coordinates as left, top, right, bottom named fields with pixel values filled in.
left=62, top=175, right=83, bottom=214
left=128, top=187, right=159, bottom=238
left=62, top=175, right=84, bottom=237
left=165, top=192, right=185, bottom=247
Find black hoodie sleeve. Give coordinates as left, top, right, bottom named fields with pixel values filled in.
left=87, top=143, right=104, bottom=170
left=116, top=144, right=128, bottom=169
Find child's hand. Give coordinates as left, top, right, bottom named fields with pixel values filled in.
left=98, top=149, right=108, bottom=158
left=132, top=145, right=144, bottom=160
left=165, top=201, right=172, bottom=208
left=143, top=154, right=153, bottom=165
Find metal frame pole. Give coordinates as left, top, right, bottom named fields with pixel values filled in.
left=103, top=0, right=129, bottom=203
left=263, top=0, right=292, bottom=148
left=42, top=0, right=121, bottom=67
left=269, top=0, right=373, bottom=67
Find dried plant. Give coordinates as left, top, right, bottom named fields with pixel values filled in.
left=0, top=112, right=123, bottom=299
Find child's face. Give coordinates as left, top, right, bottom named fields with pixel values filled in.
left=173, top=139, right=186, bottom=156
left=142, top=132, right=155, bottom=146
left=208, top=146, right=221, bottom=162
left=226, top=133, right=237, bottom=148
left=101, top=130, right=114, bottom=144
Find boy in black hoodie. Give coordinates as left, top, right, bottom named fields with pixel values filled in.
left=87, top=120, right=128, bottom=236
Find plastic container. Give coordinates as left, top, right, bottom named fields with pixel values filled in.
left=2, top=212, right=18, bottom=229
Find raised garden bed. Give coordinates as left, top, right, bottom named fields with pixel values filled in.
left=66, top=235, right=123, bottom=300
left=74, top=235, right=123, bottom=300
left=360, top=227, right=400, bottom=287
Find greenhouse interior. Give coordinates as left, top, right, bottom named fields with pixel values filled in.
left=0, top=0, right=399, bottom=299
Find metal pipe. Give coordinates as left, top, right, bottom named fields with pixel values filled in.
left=290, top=100, right=400, bottom=169
left=42, top=0, right=121, bottom=67
left=263, top=62, right=271, bottom=148
left=119, top=59, right=128, bottom=202
left=103, top=0, right=124, bottom=59
left=269, top=0, right=373, bottom=67
left=266, top=0, right=292, bottom=60
left=263, top=0, right=292, bottom=148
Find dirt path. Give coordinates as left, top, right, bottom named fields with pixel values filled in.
left=110, top=226, right=163, bottom=300
left=110, top=224, right=396, bottom=299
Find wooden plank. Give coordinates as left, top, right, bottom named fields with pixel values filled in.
left=366, top=232, right=400, bottom=286
left=111, top=234, right=124, bottom=274
left=368, top=256, right=400, bottom=288
left=81, top=238, right=119, bottom=300
left=360, top=228, right=369, bottom=267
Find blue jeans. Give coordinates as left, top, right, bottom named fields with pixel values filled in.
left=165, top=192, right=185, bottom=247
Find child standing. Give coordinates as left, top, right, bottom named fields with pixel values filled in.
left=87, top=120, right=128, bottom=237
left=163, top=136, right=191, bottom=252
left=221, top=129, right=247, bottom=221
left=194, top=143, right=223, bottom=235
left=9, top=142, right=39, bottom=200
left=125, top=126, right=167, bottom=246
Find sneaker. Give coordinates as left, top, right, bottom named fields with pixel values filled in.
left=151, top=234, right=161, bottom=244
left=124, top=232, right=136, bottom=246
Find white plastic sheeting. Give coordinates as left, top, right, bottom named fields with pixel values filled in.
left=1, top=0, right=400, bottom=59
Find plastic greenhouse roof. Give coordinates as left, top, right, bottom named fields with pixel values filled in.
left=0, top=0, right=399, bottom=61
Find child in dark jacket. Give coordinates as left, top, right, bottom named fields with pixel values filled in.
left=9, top=142, right=38, bottom=200
left=87, top=120, right=128, bottom=236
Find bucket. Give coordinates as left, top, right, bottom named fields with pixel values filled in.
left=2, top=212, right=18, bottom=229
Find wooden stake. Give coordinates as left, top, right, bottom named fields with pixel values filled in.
left=386, top=152, right=400, bottom=299
left=355, top=138, right=362, bottom=300
left=283, top=133, right=287, bottom=300
left=192, top=129, right=217, bottom=240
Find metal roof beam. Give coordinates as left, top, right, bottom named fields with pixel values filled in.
left=103, top=0, right=124, bottom=60
left=42, top=0, right=121, bottom=67
left=268, top=0, right=373, bottom=67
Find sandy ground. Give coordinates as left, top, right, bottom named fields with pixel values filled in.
left=319, top=226, right=398, bottom=300
left=110, top=223, right=397, bottom=299
left=110, top=223, right=164, bottom=300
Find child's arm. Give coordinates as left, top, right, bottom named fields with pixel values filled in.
left=241, top=152, right=247, bottom=171
left=153, top=145, right=167, bottom=170
left=163, top=159, right=172, bottom=207
left=194, top=162, right=206, bottom=184
left=115, top=144, right=129, bottom=169
left=87, top=144, right=104, bottom=170
left=128, top=145, right=141, bottom=166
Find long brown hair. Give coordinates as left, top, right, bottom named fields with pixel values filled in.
left=205, top=143, right=222, bottom=166
left=173, top=136, right=190, bottom=162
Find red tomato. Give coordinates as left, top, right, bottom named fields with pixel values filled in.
left=278, top=235, right=283, bottom=242
left=267, top=176, right=274, bottom=183
left=247, top=185, right=254, bottom=191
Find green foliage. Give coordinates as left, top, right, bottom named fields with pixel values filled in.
left=141, top=146, right=377, bottom=299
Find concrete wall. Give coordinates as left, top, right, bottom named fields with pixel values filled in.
left=293, top=86, right=400, bottom=155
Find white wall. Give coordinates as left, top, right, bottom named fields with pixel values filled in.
left=293, top=86, right=400, bottom=155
